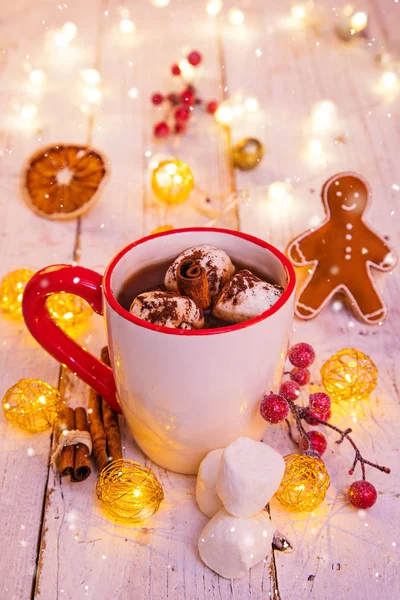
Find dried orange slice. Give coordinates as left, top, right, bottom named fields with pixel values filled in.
left=22, top=144, right=109, bottom=220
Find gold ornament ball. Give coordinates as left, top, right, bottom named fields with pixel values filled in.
left=2, top=379, right=64, bottom=433
left=96, top=458, right=164, bottom=523
left=46, top=293, right=92, bottom=334
left=151, top=159, right=194, bottom=205
left=275, top=454, right=330, bottom=512
left=321, top=347, right=378, bottom=403
left=0, top=268, right=35, bottom=319
left=232, top=138, right=264, bottom=171
left=150, top=224, right=174, bottom=235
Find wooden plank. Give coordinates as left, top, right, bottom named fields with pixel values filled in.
left=0, top=1, right=91, bottom=598
left=222, top=2, right=400, bottom=599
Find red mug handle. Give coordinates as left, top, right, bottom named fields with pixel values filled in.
left=22, top=264, right=121, bottom=413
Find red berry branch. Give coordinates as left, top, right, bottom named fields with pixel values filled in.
left=151, top=50, right=219, bottom=139
left=260, top=342, right=391, bottom=510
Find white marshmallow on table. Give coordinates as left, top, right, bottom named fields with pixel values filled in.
left=130, top=291, right=204, bottom=329
left=198, top=508, right=275, bottom=579
left=165, top=245, right=235, bottom=299
left=212, top=269, right=283, bottom=324
left=216, top=437, right=285, bottom=519
left=196, top=448, right=224, bottom=518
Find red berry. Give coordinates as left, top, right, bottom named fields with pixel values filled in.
left=187, top=50, right=202, bottom=66
left=174, top=121, right=187, bottom=134
left=151, top=93, right=164, bottom=105
left=260, top=393, right=289, bottom=424
left=279, top=380, right=301, bottom=401
left=290, top=367, right=310, bottom=386
left=207, top=100, right=219, bottom=114
left=348, top=480, right=377, bottom=509
left=153, top=121, right=170, bottom=138
left=288, top=343, right=315, bottom=368
left=299, top=431, right=327, bottom=456
left=175, top=106, right=190, bottom=121
left=181, top=88, right=195, bottom=105
left=171, top=63, right=181, bottom=76
left=304, top=407, right=331, bottom=425
left=310, top=392, right=331, bottom=414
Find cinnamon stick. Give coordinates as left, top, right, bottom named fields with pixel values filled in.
left=176, top=259, right=210, bottom=310
left=87, top=388, right=109, bottom=472
left=100, top=347, right=123, bottom=463
left=58, top=407, right=75, bottom=478
left=74, top=407, right=91, bottom=482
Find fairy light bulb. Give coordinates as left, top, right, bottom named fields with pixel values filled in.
left=55, top=21, right=78, bottom=47
left=268, top=182, right=293, bottom=205
left=381, top=71, right=398, bottom=89
left=150, top=0, right=171, bottom=6
left=291, top=5, right=306, bottom=20
left=29, top=69, right=46, bottom=85
left=120, top=19, right=136, bottom=34
left=206, top=0, right=223, bottom=16
left=178, top=58, right=196, bottom=80
left=82, top=68, right=101, bottom=86
left=311, top=100, right=338, bottom=131
left=214, top=103, right=234, bottom=125
left=228, top=7, right=245, bottom=26
left=84, top=87, right=102, bottom=104
left=350, top=11, right=368, bottom=33
left=321, top=348, right=377, bottom=403
left=20, top=104, right=38, bottom=119
left=244, top=97, right=259, bottom=113
left=128, top=87, right=138, bottom=99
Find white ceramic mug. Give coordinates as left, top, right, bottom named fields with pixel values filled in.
left=23, top=228, right=296, bottom=474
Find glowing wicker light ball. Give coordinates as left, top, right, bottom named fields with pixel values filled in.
left=46, top=293, right=92, bottom=334
left=3, top=379, right=64, bottom=433
left=151, top=159, right=194, bottom=205
left=321, top=348, right=377, bottom=403
left=96, top=458, right=164, bottom=523
left=0, top=268, right=35, bottom=319
left=275, top=454, right=330, bottom=512
left=150, top=224, right=174, bottom=235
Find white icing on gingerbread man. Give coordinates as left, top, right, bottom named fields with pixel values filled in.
left=287, top=172, right=397, bottom=324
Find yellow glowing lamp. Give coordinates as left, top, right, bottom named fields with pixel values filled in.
left=275, top=454, right=330, bottom=512
left=321, top=348, right=377, bottom=403
left=151, top=159, right=194, bottom=205
left=0, top=268, right=35, bottom=319
left=350, top=11, right=368, bottom=33
left=46, top=293, right=92, bottom=335
left=3, top=379, right=64, bottom=433
left=96, top=458, right=164, bottom=523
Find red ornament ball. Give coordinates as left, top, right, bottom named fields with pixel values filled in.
left=187, top=50, right=202, bottom=66
left=260, top=393, right=289, bottom=424
left=279, top=380, right=301, bottom=401
left=299, top=431, right=328, bottom=456
left=153, top=121, right=170, bottom=138
left=175, top=106, right=190, bottom=121
left=348, top=480, right=377, bottom=509
left=151, top=93, right=164, bottom=106
left=171, top=63, right=181, bottom=76
left=288, top=343, right=315, bottom=368
left=290, top=367, right=310, bottom=386
left=207, top=100, right=219, bottom=114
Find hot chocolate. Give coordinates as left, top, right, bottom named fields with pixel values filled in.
left=117, top=245, right=284, bottom=330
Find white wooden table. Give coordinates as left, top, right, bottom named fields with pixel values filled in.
left=1, top=1, right=399, bottom=598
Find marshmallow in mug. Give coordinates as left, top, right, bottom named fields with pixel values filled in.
left=198, top=508, right=275, bottom=579
left=130, top=291, right=204, bottom=330
left=212, top=270, right=283, bottom=324
left=165, top=245, right=235, bottom=299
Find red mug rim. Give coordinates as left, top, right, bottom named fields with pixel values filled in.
left=103, top=227, right=296, bottom=336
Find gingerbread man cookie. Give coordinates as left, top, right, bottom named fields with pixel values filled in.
left=287, top=172, right=397, bottom=324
